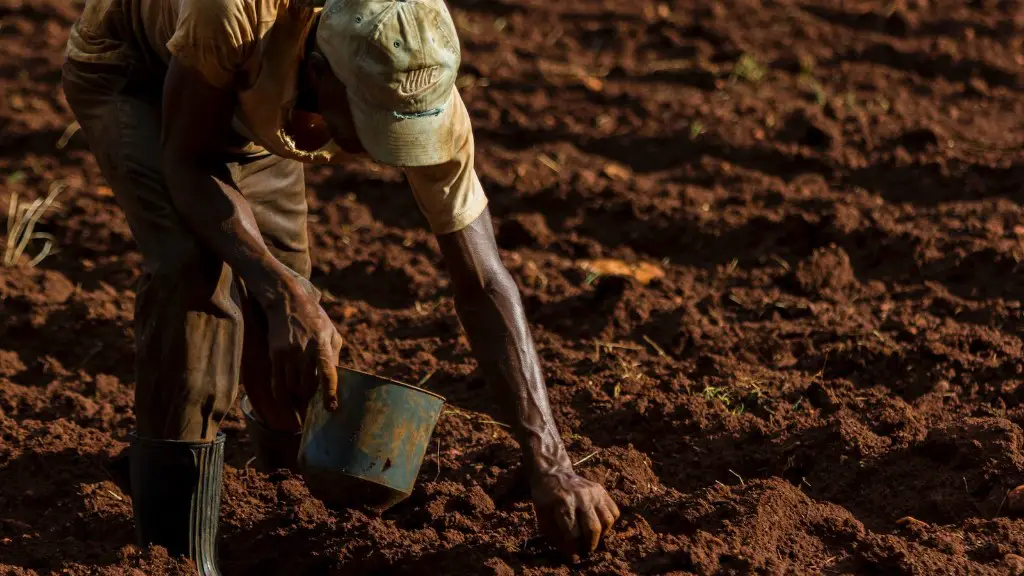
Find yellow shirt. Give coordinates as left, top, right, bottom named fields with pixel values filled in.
left=66, top=0, right=487, bottom=235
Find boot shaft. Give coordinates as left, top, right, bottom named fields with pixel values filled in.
left=130, top=433, right=224, bottom=576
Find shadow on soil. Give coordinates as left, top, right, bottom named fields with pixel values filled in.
left=0, top=448, right=135, bottom=572
left=0, top=296, right=134, bottom=387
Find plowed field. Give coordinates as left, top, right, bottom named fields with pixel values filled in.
left=2, top=0, right=1024, bottom=574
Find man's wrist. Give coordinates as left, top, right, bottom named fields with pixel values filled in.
left=523, top=433, right=574, bottom=479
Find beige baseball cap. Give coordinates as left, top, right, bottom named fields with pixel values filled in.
left=315, top=0, right=463, bottom=167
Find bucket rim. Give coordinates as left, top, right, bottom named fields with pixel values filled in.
left=338, top=366, right=447, bottom=402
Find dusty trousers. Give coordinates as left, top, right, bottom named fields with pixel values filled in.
left=61, top=58, right=313, bottom=442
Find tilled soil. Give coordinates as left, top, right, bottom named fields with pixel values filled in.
left=3, top=0, right=1024, bottom=574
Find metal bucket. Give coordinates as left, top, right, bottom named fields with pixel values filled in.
left=298, top=368, right=445, bottom=513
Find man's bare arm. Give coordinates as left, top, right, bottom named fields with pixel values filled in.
left=160, top=59, right=296, bottom=306
left=436, top=208, right=570, bottom=475
left=160, top=59, right=341, bottom=425
left=436, top=207, right=618, bottom=555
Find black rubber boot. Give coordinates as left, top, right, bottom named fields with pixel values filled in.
left=241, top=396, right=302, bottom=472
left=130, top=432, right=224, bottom=576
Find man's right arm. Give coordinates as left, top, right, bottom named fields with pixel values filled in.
left=160, top=58, right=295, bottom=307
left=160, top=59, right=341, bottom=426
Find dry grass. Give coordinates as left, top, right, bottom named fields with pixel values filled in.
left=3, top=180, right=65, bottom=267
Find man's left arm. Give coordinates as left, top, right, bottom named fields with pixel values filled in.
left=434, top=209, right=620, bottom=556
left=403, top=92, right=618, bottom=555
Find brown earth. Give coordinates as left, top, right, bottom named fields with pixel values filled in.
left=3, top=0, right=1024, bottom=574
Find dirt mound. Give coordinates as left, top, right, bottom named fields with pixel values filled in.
left=793, top=243, right=857, bottom=300
left=3, top=0, right=1024, bottom=573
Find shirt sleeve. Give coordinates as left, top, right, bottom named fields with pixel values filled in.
left=165, top=0, right=257, bottom=88
left=403, top=93, right=489, bottom=235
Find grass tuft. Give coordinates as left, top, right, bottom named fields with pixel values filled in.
left=3, top=180, right=66, bottom=268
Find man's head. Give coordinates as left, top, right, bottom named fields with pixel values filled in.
left=306, top=0, right=462, bottom=166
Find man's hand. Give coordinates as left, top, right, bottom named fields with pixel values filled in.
left=532, top=471, right=621, bottom=557
left=265, top=277, right=343, bottom=429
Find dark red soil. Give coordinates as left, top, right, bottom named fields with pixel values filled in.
left=3, top=0, right=1024, bottom=574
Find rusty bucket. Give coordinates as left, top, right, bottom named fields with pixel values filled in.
left=298, top=368, right=445, bottom=513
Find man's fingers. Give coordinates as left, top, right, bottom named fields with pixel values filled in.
left=578, top=505, right=602, bottom=554
left=596, top=501, right=617, bottom=536
left=318, top=330, right=341, bottom=411
left=607, top=496, right=621, bottom=521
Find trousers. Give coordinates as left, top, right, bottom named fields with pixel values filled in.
left=62, top=57, right=312, bottom=441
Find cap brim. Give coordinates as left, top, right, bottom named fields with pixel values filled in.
left=347, top=87, right=460, bottom=168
